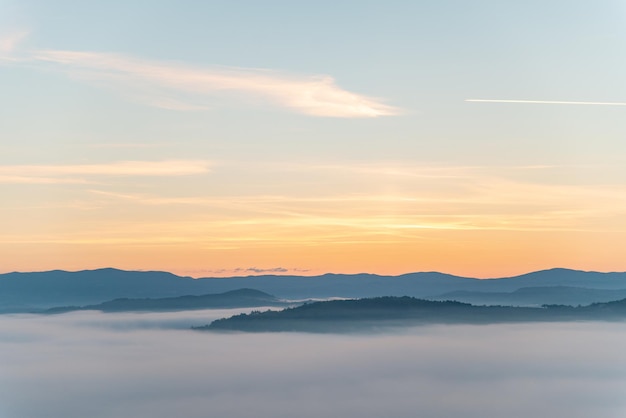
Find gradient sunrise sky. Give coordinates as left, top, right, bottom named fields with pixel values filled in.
left=1, top=1, right=625, bottom=277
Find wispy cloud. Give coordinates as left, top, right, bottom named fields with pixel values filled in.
left=85, top=175, right=626, bottom=235
left=88, top=143, right=171, bottom=149
left=466, top=99, right=626, bottom=106
left=0, top=30, right=29, bottom=58
left=188, top=266, right=311, bottom=275
left=0, top=160, right=210, bottom=184
left=0, top=176, right=91, bottom=185
left=3, top=32, right=399, bottom=117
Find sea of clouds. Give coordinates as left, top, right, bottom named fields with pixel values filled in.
left=1, top=309, right=626, bottom=418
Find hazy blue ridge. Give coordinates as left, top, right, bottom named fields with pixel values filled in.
left=427, top=286, right=626, bottom=307
left=199, top=296, right=626, bottom=333
left=42, top=289, right=289, bottom=314
left=2, top=267, right=626, bottom=313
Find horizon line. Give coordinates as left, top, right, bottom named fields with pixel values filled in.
left=2, top=266, right=624, bottom=280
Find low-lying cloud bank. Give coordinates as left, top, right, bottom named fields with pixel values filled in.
left=1, top=310, right=625, bottom=418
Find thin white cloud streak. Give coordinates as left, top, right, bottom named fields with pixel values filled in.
left=0, top=175, right=91, bottom=185
left=87, top=190, right=461, bottom=206
left=0, top=160, right=210, bottom=183
left=221, top=160, right=588, bottom=179
left=88, top=143, right=171, bottom=149
left=466, top=99, right=626, bottom=106
left=87, top=162, right=626, bottom=213
left=79, top=171, right=626, bottom=237
left=3, top=34, right=399, bottom=117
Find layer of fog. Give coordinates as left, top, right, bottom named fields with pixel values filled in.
left=1, top=310, right=626, bottom=418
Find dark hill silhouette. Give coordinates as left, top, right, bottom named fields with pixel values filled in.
left=44, top=289, right=287, bottom=314
left=1, top=267, right=626, bottom=313
left=200, top=296, right=626, bottom=333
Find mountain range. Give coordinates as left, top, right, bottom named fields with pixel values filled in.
left=1, top=267, right=626, bottom=313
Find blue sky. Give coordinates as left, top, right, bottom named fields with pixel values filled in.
left=1, top=1, right=626, bottom=276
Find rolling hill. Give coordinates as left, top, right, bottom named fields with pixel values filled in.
left=2, top=267, right=626, bottom=313
left=200, top=296, right=626, bottom=333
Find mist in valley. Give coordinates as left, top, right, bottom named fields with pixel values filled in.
left=1, top=310, right=626, bottom=418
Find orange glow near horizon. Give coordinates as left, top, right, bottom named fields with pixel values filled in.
left=2, top=162, right=626, bottom=278
left=2, top=221, right=624, bottom=278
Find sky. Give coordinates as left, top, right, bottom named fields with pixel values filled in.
left=2, top=311, right=626, bottom=418
left=1, top=0, right=626, bottom=277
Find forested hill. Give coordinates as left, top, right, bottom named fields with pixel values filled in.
left=201, top=296, right=626, bottom=333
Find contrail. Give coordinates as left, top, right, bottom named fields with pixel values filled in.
left=466, top=99, right=626, bottom=106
